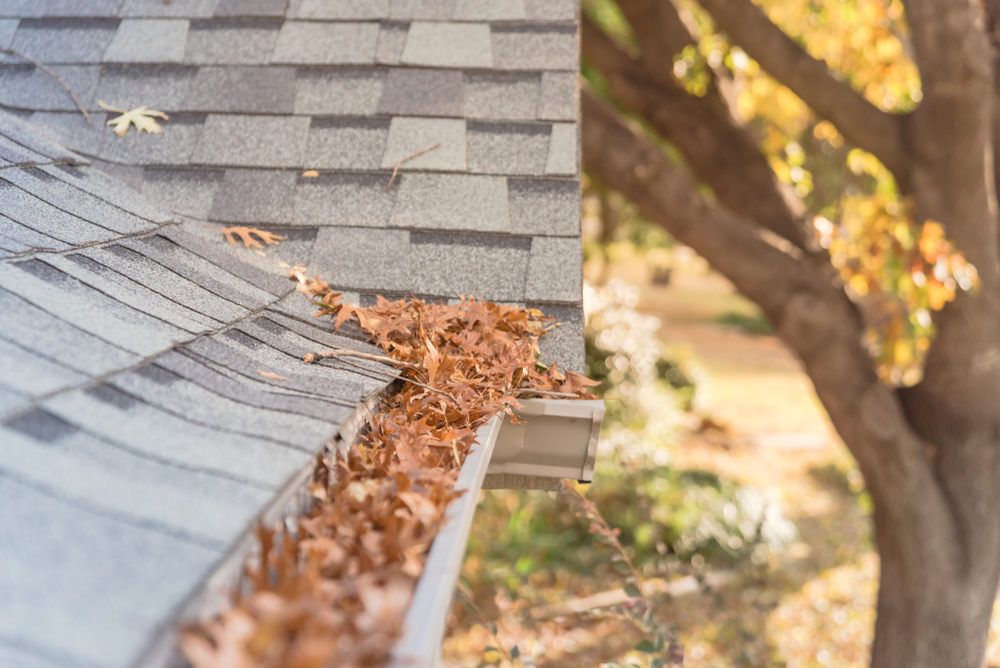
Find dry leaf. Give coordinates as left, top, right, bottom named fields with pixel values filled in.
left=98, top=100, right=169, bottom=135
left=257, top=370, right=287, bottom=380
left=223, top=227, right=286, bottom=250
left=302, top=170, right=320, bottom=177
left=185, top=285, right=594, bottom=668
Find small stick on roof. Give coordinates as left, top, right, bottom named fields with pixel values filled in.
left=0, top=48, right=91, bottom=124
left=386, top=143, right=441, bottom=191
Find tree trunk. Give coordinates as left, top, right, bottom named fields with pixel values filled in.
left=580, top=80, right=1000, bottom=666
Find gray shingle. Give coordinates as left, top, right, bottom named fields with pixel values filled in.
left=178, top=219, right=315, bottom=280
left=40, top=0, right=126, bottom=17
left=0, top=64, right=101, bottom=112
left=388, top=0, right=455, bottom=19
left=410, top=231, right=529, bottom=301
left=114, top=365, right=333, bottom=447
left=0, top=179, right=118, bottom=245
left=2, top=166, right=157, bottom=234
left=400, top=21, right=491, bottom=68
left=0, top=134, right=47, bottom=164
left=43, top=162, right=171, bottom=223
left=90, top=158, right=144, bottom=189
left=381, top=116, right=466, bottom=170
left=103, top=19, right=189, bottom=63
left=45, top=253, right=221, bottom=334
left=374, top=21, right=408, bottom=65
left=153, top=225, right=291, bottom=296
left=10, top=19, right=119, bottom=64
left=0, top=213, right=69, bottom=254
left=0, top=337, right=88, bottom=397
left=294, top=173, right=395, bottom=227
left=508, top=177, right=579, bottom=236
left=3, top=407, right=77, bottom=442
left=0, top=20, right=19, bottom=52
left=27, top=111, right=107, bottom=155
left=305, top=117, right=389, bottom=170
left=43, top=387, right=310, bottom=485
left=214, top=0, right=288, bottom=16
left=545, top=121, right=576, bottom=175
left=86, top=244, right=250, bottom=322
left=94, top=65, right=196, bottom=113
left=454, top=0, right=525, bottom=19
left=467, top=121, right=550, bottom=175
left=378, top=68, right=462, bottom=117
left=524, top=0, right=576, bottom=20
left=271, top=21, right=379, bottom=64
left=183, top=21, right=280, bottom=64
left=186, top=333, right=378, bottom=402
left=207, top=168, right=297, bottom=223
left=463, top=72, right=539, bottom=120
left=121, top=233, right=278, bottom=308
left=0, top=477, right=219, bottom=668
left=185, top=66, right=295, bottom=112
left=311, top=227, right=410, bottom=292
left=259, top=309, right=379, bottom=353
left=120, top=0, right=220, bottom=17
left=141, top=167, right=222, bottom=218
left=389, top=173, right=509, bottom=232
left=533, top=304, right=583, bottom=372
left=289, top=0, right=389, bottom=19
left=525, top=235, right=580, bottom=302
left=537, top=71, right=576, bottom=121
left=0, top=427, right=271, bottom=546
left=192, top=115, right=308, bottom=167
left=0, top=287, right=139, bottom=376
left=0, top=107, right=82, bottom=163
left=157, top=350, right=350, bottom=421
left=491, top=24, right=577, bottom=70
left=0, top=261, right=190, bottom=356
left=0, top=642, right=62, bottom=668
left=98, top=114, right=203, bottom=165
left=293, top=68, right=385, bottom=116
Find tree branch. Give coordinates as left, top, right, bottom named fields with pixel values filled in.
left=695, top=0, right=910, bottom=190
left=582, top=15, right=808, bottom=248
left=581, top=85, right=962, bottom=607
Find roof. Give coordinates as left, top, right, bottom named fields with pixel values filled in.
left=0, top=2, right=582, bottom=666
left=0, top=0, right=584, bottom=371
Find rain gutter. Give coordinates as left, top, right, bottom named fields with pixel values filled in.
left=389, top=397, right=605, bottom=668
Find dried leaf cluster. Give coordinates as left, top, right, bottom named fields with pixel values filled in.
left=181, top=270, right=597, bottom=668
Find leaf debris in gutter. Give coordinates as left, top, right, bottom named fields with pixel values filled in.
left=180, top=270, right=597, bottom=668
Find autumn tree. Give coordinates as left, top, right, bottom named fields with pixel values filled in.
left=581, top=0, right=1000, bottom=665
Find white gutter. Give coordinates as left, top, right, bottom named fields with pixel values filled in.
left=389, top=398, right=605, bottom=668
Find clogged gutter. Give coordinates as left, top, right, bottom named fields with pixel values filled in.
left=180, top=268, right=598, bottom=668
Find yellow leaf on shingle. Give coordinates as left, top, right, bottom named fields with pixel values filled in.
left=98, top=100, right=169, bottom=136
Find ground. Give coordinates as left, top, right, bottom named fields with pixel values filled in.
left=442, top=250, right=1000, bottom=667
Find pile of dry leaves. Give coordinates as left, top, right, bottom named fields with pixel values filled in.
left=180, top=269, right=597, bottom=668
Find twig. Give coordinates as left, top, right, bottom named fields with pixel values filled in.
left=386, top=143, right=441, bottom=191
left=0, top=48, right=91, bottom=124
left=311, top=354, right=460, bottom=405
left=305, top=347, right=418, bottom=371
left=0, top=158, right=77, bottom=171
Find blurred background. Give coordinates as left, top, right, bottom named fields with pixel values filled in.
left=441, top=0, right=1000, bottom=665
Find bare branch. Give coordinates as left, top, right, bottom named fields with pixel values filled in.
left=695, top=0, right=909, bottom=190
left=0, top=48, right=92, bottom=124
left=304, top=347, right=417, bottom=370
left=582, top=15, right=807, bottom=247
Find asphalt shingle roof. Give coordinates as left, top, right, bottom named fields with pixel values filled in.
left=0, top=112, right=389, bottom=668
left=0, top=2, right=583, bottom=664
